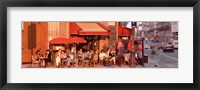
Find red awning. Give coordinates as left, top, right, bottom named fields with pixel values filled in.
left=70, top=22, right=82, bottom=34
left=75, top=22, right=111, bottom=35
left=118, top=25, right=132, bottom=36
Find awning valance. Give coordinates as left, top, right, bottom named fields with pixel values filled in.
left=70, top=22, right=81, bottom=34
left=70, top=22, right=111, bottom=35
left=118, top=25, right=132, bottom=36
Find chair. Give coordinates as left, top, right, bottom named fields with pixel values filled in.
left=108, top=56, right=116, bottom=65
left=93, top=55, right=98, bottom=66
left=82, top=58, right=89, bottom=67
left=62, top=58, right=72, bottom=68
left=124, top=54, right=130, bottom=65
left=102, top=57, right=109, bottom=66
left=31, top=55, right=40, bottom=68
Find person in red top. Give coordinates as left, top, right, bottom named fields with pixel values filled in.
left=154, top=32, right=160, bottom=43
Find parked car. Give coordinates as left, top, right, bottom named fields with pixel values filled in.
left=163, top=44, right=174, bottom=52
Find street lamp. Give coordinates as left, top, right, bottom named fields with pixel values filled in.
left=129, top=22, right=137, bottom=67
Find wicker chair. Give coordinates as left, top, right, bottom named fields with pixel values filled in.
left=31, top=55, right=40, bottom=68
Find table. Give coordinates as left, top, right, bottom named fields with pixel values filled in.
left=40, top=57, right=47, bottom=67
left=61, top=58, right=67, bottom=67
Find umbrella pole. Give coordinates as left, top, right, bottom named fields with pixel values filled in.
left=60, top=44, right=61, bottom=50
left=75, top=43, right=77, bottom=67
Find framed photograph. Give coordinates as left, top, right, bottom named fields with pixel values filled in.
left=0, top=0, right=199, bottom=90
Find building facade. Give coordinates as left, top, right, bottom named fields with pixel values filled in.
left=148, top=22, right=178, bottom=46
left=22, top=22, right=135, bottom=63
left=171, top=22, right=178, bottom=40
left=22, top=22, right=48, bottom=63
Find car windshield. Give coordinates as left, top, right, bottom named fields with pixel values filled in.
left=165, top=45, right=173, bottom=47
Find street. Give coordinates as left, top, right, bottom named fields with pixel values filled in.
left=143, top=44, right=178, bottom=68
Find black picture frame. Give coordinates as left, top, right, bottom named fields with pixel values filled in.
left=0, top=0, right=199, bottom=90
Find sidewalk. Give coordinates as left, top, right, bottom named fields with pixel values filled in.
left=143, top=48, right=161, bottom=68
left=22, top=63, right=144, bottom=68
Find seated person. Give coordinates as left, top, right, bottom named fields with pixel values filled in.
left=93, top=54, right=98, bottom=65
left=35, top=50, right=41, bottom=61
left=124, top=51, right=130, bottom=65
left=89, top=50, right=95, bottom=67
left=82, top=50, right=90, bottom=67
left=99, top=50, right=107, bottom=65
left=105, top=49, right=111, bottom=58
left=109, top=50, right=116, bottom=65
left=77, top=49, right=83, bottom=65
left=64, top=52, right=71, bottom=67
left=83, top=50, right=90, bottom=62
left=70, top=48, right=76, bottom=65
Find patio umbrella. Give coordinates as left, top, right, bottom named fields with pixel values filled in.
left=68, top=36, right=86, bottom=52
left=68, top=36, right=87, bottom=44
left=50, top=37, right=70, bottom=44
left=68, top=36, right=86, bottom=67
left=50, top=38, right=71, bottom=51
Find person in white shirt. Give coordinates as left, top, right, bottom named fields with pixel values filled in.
left=99, top=50, right=107, bottom=65
left=55, top=49, right=62, bottom=68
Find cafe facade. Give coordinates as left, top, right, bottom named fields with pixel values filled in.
left=22, top=22, right=135, bottom=63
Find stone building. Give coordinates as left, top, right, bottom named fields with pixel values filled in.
left=148, top=22, right=178, bottom=46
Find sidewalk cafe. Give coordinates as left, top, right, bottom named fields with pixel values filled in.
left=27, top=22, right=149, bottom=68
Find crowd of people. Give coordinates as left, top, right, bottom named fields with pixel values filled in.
left=33, top=46, right=144, bottom=68
left=54, top=48, right=119, bottom=68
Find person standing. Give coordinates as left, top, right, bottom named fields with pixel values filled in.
left=117, top=43, right=125, bottom=67
left=153, top=32, right=160, bottom=67
left=55, top=49, right=62, bottom=68
left=137, top=50, right=143, bottom=66
left=45, top=49, right=52, bottom=66
left=151, top=45, right=160, bottom=67
left=153, top=44, right=160, bottom=67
